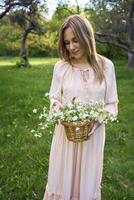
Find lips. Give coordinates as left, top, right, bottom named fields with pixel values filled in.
left=71, top=50, right=80, bottom=55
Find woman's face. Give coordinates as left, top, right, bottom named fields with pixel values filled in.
left=63, top=27, right=87, bottom=62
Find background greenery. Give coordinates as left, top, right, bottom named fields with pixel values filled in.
left=0, top=0, right=130, bottom=60
left=0, top=57, right=134, bottom=200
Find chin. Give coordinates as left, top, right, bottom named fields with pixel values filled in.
left=71, top=52, right=85, bottom=61
left=74, top=55, right=83, bottom=60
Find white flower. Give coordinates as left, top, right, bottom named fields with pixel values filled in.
left=32, top=97, right=117, bottom=137
left=40, top=126, right=45, bottom=130
left=122, top=19, right=126, bottom=23
left=33, top=109, right=37, bottom=113
left=67, top=102, right=73, bottom=108
left=45, top=92, right=49, bottom=97
left=39, top=114, right=43, bottom=119
left=31, top=129, right=35, bottom=133
left=7, top=134, right=11, bottom=137
left=43, top=106, right=47, bottom=111
left=34, top=133, right=42, bottom=138
left=83, top=113, right=89, bottom=119
left=73, top=97, right=82, bottom=104
left=72, top=116, right=78, bottom=121
left=38, top=122, right=43, bottom=126
left=44, top=124, right=48, bottom=128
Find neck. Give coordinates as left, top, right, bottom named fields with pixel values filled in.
left=71, top=57, right=89, bottom=65
left=71, top=58, right=91, bottom=69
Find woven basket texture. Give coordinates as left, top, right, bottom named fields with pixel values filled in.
left=61, top=120, right=92, bottom=142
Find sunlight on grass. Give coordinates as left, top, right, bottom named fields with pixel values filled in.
left=0, top=57, right=59, bottom=67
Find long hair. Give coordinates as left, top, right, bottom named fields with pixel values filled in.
left=58, top=14, right=105, bottom=83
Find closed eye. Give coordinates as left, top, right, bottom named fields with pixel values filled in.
left=64, top=37, right=78, bottom=45
left=73, top=38, right=78, bottom=43
left=64, top=41, right=70, bottom=45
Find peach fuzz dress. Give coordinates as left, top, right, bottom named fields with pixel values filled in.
left=43, top=58, right=118, bottom=200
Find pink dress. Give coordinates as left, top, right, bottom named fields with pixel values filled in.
left=43, top=58, right=118, bottom=200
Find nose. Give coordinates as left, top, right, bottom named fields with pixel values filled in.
left=69, top=42, right=75, bottom=50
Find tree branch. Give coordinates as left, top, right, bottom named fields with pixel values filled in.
left=75, top=0, right=80, bottom=14
left=95, top=37, right=134, bottom=53
left=0, top=0, right=34, bottom=19
left=95, top=32, right=130, bottom=47
left=0, top=2, right=21, bottom=19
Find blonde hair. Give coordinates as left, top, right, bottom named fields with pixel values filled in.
left=58, top=14, right=105, bottom=83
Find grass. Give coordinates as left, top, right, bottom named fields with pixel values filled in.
left=0, top=57, right=134, bottom=200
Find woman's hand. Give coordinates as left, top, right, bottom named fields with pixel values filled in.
left=52, top=101, right=64, bottom=112
left=88, top=120, right=102, bottom=138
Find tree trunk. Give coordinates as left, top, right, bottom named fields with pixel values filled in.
left=128, top=52, right=134, bottom=67
left=20, top=30, right=31, bottom=67
left=20, top=21, right=34, bottom=67
left=127, top=0, right=134, bottom=68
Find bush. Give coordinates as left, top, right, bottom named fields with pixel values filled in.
left=97, top=43, right=127, bottom=60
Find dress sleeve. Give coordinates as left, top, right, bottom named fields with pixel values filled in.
left=104, top=61, right=119, bottom=116
left=49, top=62, right=62, bottom=111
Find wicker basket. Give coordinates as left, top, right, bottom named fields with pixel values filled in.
left=61, top=120, right=93, bottom=142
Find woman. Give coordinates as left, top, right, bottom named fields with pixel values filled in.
left=43, top=14, right=118, bottom=200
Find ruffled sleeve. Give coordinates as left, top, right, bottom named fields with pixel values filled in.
left=49, top=60, right=68, bottom=111
left=104, top=59, right=119, bottom=116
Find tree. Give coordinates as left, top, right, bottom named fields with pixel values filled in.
left=0, top=0, right=47, bottom=67
left=46, top=2, right=82, bottom=54
left=56, top=0, right=134, bottom=66
left=0, top=0, right=34, bottom=19
left=87, top=0, right=134, bottom=67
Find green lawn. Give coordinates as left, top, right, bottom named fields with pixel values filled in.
left=0, top=57, right=134, bottom=200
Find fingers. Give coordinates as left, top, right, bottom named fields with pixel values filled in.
left=87, top=131, right=94, bottom=139
left=52, top=101, right=64, bottom=112
left=59, top=102, right=64, bottom=108
left=88, top=121, right=102, bottom=138
left=90, top=120, right=96, bottom=129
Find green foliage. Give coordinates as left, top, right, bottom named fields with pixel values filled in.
left=0, top=1, right=132, bottom=59
left=0, top=21, right=22, bottom=56
left=0, top=57, right=134, bottom=199
left=97, top=43, right=127, bottom=60
left=85, top=0, right=133, bottom=58
left=9, top=10, right=27, bottom=28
